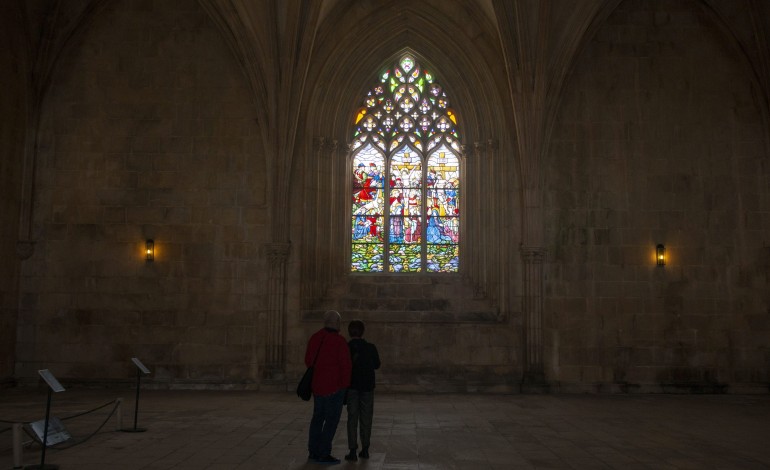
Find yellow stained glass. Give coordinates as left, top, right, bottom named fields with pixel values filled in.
left=355, top=109, right=367, bottom=124
left=351, top=54, right=460, bottom=273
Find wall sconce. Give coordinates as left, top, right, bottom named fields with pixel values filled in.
left=145, top=239, right=154, bottom=262
left=656, top=244, right=665, bottom=266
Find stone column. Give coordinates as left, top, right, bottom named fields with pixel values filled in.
left=263, top=242, right=291, bottom=380
left=472, top=142, right=486, bottom=298
left=521, top=246, right=547, bottom=389
left=321, top=138, right=338, bottom=291
left=301, top=137, right=338, bottom=305
left=487, top=139, right=501, bottom=305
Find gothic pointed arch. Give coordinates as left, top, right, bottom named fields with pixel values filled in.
left=350, top=53, right=461, bottom=273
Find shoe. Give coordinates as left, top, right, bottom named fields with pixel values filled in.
left=308, top=453, right=319, bottom=461
left=344, top=450, right=358, bottom=462
left=358, top=448, right=369, bottom=459
left=315, top=455, right=341, bottom=465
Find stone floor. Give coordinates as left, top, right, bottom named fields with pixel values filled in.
left=1, top=389, right=769, bottom=469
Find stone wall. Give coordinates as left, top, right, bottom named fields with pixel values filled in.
left=295, top=276, right=519, bottom=393
left=545, top=0, right=770, bottom=392
left=5, top=0, right=769, bottom=393
left=15, top=0, right=269, bottom=387
left=0, top=2, right=25, bottom=385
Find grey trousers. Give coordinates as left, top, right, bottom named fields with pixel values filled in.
left=346, top=389, right=374, bottom=450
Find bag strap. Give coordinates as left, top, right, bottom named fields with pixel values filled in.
left=311, top=335, right=326, bottom=367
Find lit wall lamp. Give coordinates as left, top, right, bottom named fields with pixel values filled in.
left=145, top=239, right=154, bottom=262
left=656, top=244, right=666, bottom=266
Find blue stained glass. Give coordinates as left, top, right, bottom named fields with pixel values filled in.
left=389, top=244, right=421, bottom=272
left=427, top=245, right=459, bottom=273
left=352, top=244, right=384, bottom=272
left=352, top=55, right=460, bottom=273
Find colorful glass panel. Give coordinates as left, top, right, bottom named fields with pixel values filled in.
left=352, top=243, right=384, bottom=272
left=426, top=145, right=459, bottom=272
left=389, top=147, right=422, bottom=270
left=352, top=144, right=385, bottom=272
left=351, top=54, right=460, bottom=273
left=389, top=244, right=422, bottom=272
left=427, top=245, right=459, bottom=273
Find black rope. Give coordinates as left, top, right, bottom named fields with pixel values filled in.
left=50, top=400, right=121, bottom=450
left=0, top=398, right=118, bottom=426
left=22, top=399, right=122, bottom=451
left=59, top=399, right=118, bottom=421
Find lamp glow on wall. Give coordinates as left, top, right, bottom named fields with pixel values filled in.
left=145, top=239, right=154, bottom=262
left=656, top=244, right=665, bottom=266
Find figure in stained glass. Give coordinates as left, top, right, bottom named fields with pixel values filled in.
left=389, top=189, right=405, bottom=243
left=350, top=54, right=461, bottom=273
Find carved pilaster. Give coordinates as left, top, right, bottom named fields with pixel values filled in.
left=472, top=142, right=486, bottom=298
left=303, top=137, right=338, bottom=304
left=263, top=242, right=290, bottom=380
left=521, top=246, right=546, bottom=387
left=313, top=136, right=326, bottom=153
left=16, top=240, right=35, bottom=260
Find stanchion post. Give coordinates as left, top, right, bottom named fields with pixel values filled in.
left=13, top=423, right=23, bottom=469
left=115, top=397, right=123, bottom=431
left=24, top=369, right=64, bottom=470
left=132, top=368, right=141, bottom=430
left=39, top=388, right=52, bottom=468
left=121, top=358, right=150, bottom=433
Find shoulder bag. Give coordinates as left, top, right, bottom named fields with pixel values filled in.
left=296, top=336, right=325, bottom=401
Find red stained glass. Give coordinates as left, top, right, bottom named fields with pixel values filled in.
left=351, top=55, right=461, bottom=273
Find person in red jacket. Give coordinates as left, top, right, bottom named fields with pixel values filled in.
left=305, top=310, right=352, bottom=465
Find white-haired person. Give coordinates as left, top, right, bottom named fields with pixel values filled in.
left=305, top=310, right=352, bottom=465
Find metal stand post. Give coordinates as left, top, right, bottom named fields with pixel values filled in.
left=115, top=397, right=123, bottom=431
left=24, top=388, right=59, bottom=469
left=24, top=369, right=65, bottom=469
left=12, top=423, right=22, bottom=469
left=121, top=363, right=148, bottom=432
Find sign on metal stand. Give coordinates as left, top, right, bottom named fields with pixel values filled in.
left=121, top=358, right=151, bottom=432
left=29, top=418, right=70, bottom=447
left=24, top=369, right=65, bottom=470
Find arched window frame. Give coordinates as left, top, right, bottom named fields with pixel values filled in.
left=349, top=54, right=462, bottom=274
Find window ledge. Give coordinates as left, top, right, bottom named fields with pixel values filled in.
left=300, top=309, right=502, bottom=324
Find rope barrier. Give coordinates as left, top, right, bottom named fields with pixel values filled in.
left=55, top=399, right=121, bottom=449
left=60, top=399, right=118, bottom=422
left=0, top=398, right=119, bottom=426
left=1, top=396, right=123, bottom=462
left=22, top=399, right=121, bottom=450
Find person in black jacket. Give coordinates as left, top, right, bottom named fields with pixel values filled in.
left=344, top=319, right=381, bottom=462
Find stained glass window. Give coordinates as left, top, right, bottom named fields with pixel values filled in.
left=351, top=55, right=461, bottom=273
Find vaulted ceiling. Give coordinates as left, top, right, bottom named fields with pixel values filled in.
left=4, top=0, right=770, bottom=246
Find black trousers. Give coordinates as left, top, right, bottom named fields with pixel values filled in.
left=346, top=389, right=374, bottom=450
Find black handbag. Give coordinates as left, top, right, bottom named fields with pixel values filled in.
left=297, top=337, right=325, bottom=401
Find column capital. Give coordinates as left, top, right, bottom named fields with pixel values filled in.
left=324, top=139, right=338, bottom=153
left=263, top=243, right=291, bottom=263
left=16, top=240, right=35, bottom=260
left=520, top=246, right=546, bottom=264
left=314, top=137, right=338, bottom=156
